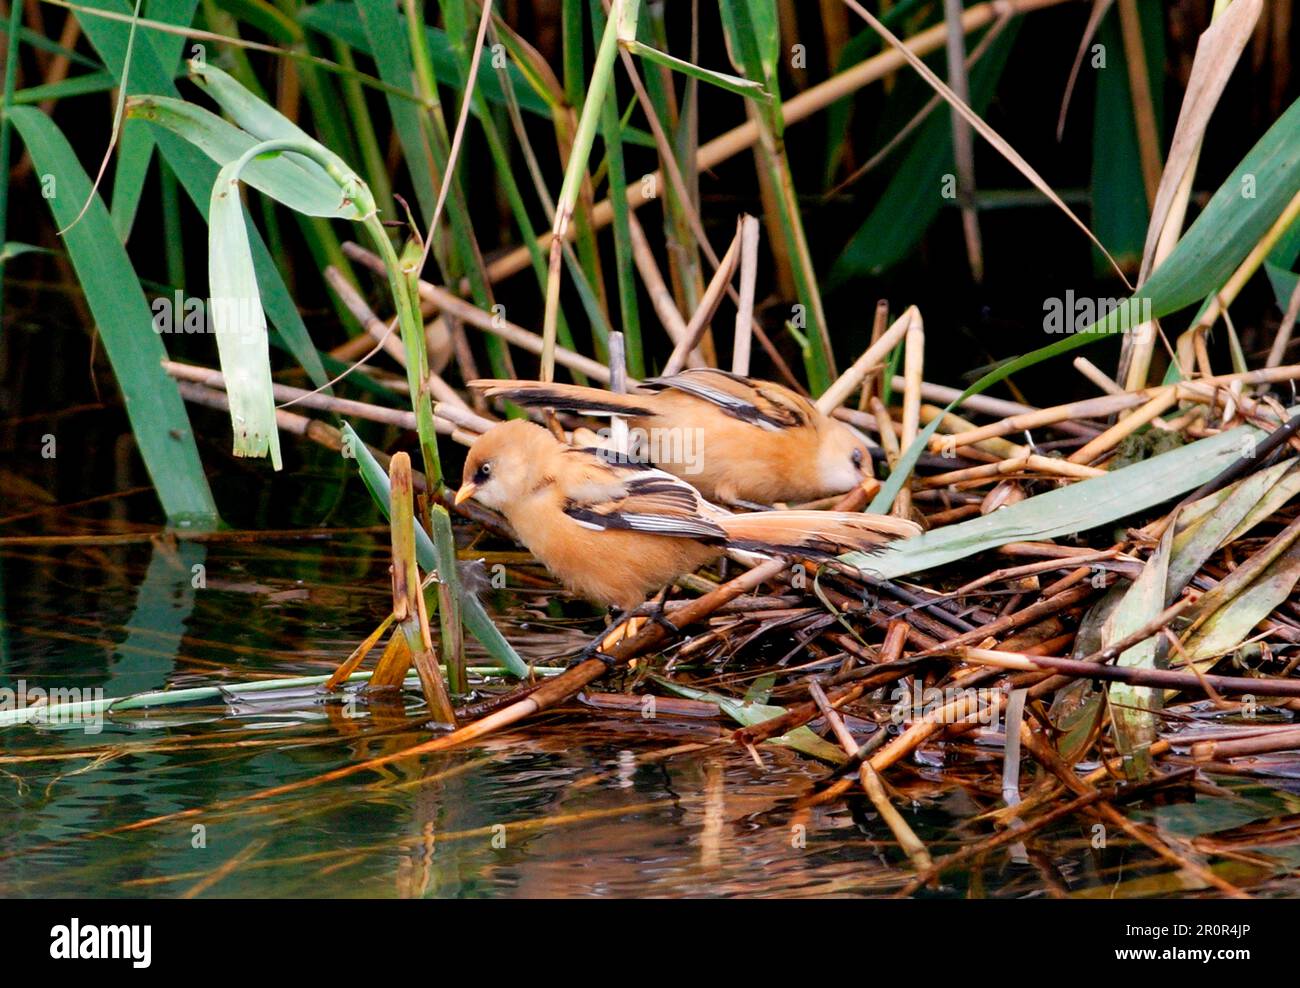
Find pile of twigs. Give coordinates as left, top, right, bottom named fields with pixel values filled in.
left=162, top=251, right=1300, bottom=895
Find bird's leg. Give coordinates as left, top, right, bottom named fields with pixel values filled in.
left=568, top=591, right=681, bottom=672
left=611, top=591, right=681, bottom=638
left=640, top=586, right=681, bottom=636
left=569, top=635, right=621, bottom=672
left=567, top=609, right=630, bottom=671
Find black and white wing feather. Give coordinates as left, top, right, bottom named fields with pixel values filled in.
left=562, top=466, right=728, bottom=541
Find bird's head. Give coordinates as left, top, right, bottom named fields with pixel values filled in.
left=816, top=418, right=873, bottom=496
left=455, top=419, right=555, bottom=511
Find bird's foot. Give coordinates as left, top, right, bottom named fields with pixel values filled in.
left=629, top=591, right=682, bottom=638
left=568, top=637, right=622, bottom=673
left=643, top=604, right=681, bottom=637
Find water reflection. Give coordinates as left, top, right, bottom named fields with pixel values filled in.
left=2, top=537, right=1299, bottom=898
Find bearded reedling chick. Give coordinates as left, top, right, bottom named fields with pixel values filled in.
left=454, top=420, right=919, bottom=613
left=469, top=368, right=874, bottom=505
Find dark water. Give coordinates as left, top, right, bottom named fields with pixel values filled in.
left=2, top=532, right=1300, bottom=898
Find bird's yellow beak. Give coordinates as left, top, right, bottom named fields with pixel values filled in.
left=453, top=482, right=478, bottom=506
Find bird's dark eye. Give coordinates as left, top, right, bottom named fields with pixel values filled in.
left=851, top=448, right=864, bottom=467
left=474, top=462, right=493, bottom=483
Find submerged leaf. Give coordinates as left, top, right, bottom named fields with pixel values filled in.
left=653, top=678, right=847, bottom=765
left=1051, top=584, right=1125, bottom=763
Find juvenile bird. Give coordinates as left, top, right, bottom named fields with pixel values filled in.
left=469, top=368, right=873, bottom=505
left=454, top=420, right=918, bottom=612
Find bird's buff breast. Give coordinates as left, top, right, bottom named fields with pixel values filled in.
left=509, top=506, right=717, bottom=610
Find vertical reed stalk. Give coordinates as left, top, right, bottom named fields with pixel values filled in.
left=389, top=453, right=456, bottom=725
left=541, top=0, right=639, bottom=383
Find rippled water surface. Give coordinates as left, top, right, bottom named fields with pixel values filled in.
left=3, top=533, right=1300, bottom=898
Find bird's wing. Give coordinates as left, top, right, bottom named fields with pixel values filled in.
left=644, top=368, right=810, bottom=431
left=560, top=458, right=728, bottom=541
left=466, top=379, right=657, bottom=417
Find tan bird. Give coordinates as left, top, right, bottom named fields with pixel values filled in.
left=453, top=420, right=918, bottom=612
left=469, top=368, right=873, bottom=505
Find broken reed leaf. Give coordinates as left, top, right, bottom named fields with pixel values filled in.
left=126, top=95, right=363, bottom=219
left=208, top=154, right=282, bottom=470
left=1167, top=459, right=1298, bottom=595
left=652, top=677, right=847, bottom=765
left=1181, top=542, right=1300, bottom=667
left=1103, top=512, right=1174, bottom=780
left=187, top=61, right=341, bottom=185
left=342, top=424, right=529, bottom=679
left=852, top=421, right=1264, bottom=580
left=1137, top=0, right=1263, bottom=282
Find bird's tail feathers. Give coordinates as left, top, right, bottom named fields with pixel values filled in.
left=718, top=511, right=919, bottom=558
left=469, top=379, right=656, bottom=417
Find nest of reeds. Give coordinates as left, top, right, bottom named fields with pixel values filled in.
left=126, top=0, right=1300, bottom=895
left=164, top=259, right=1300, bottom=896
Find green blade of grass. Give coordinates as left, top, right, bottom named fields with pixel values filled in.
left=1089, top=2, right=1164, bottom=275
left=593, top=0, right=642, bottom=377
left=299, top=0, right=551, bottom=117
left=5, top=23, right=103, bottom=67
left=539, top=0, right=634, bottom=382
left=9, top=106, right=218, bottom=525
left=720, top=0, right=835, bottom=391
left=14, top=70, right=123, bottom=104
left=353, top=0, right=437, bottom=219
left=621, top=39, right=770, bottom=101
left=829, top=25, right=1016, bottom=282
left=0, top=0, right=24, bottom=331
left=106, top=0, right=198, bottom=241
